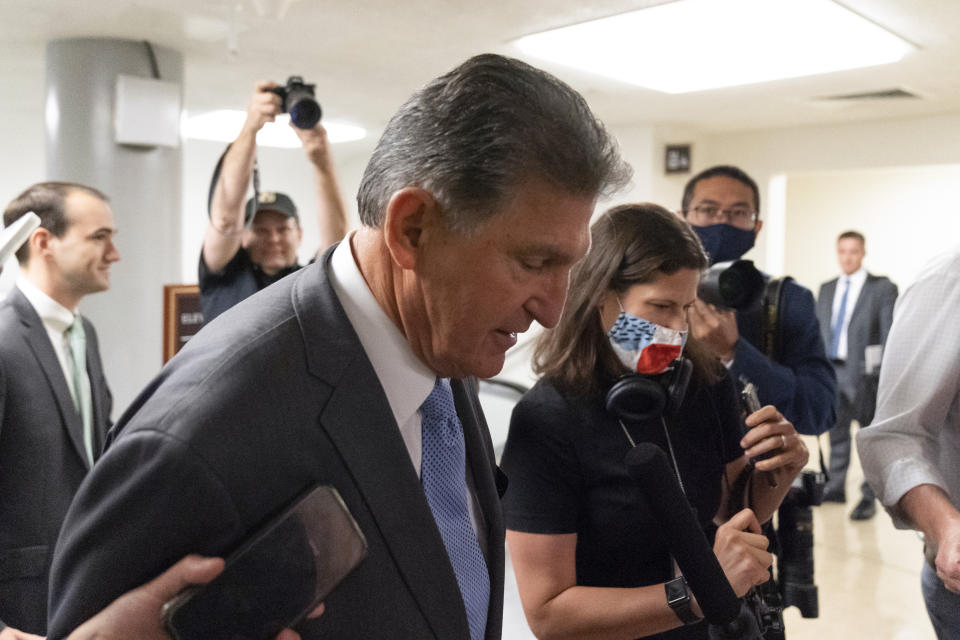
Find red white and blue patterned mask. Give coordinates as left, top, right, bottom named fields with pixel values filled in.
left=607, top=311, right=687, bottom=375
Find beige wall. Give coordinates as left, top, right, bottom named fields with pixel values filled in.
left=684, top=113, right=960, bottom=280
left=783, top=165, right=960, bottom=295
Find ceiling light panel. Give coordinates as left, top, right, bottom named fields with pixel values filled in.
left=182, top=110, right=366, bottom=147
left=513, top=0, right=914, bottom=93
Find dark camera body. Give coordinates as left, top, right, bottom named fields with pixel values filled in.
left=269, top=76, right=322, bottom=130
left=774, top=469, right=825, bottom=619
left=698, top=260, right=765, bottom=310
left=744, top=583, right=786, bottom=640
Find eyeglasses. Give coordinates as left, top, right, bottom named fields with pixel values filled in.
left=687, top=204, right=757, bottom=227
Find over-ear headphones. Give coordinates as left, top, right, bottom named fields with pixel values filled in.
left=605, top=358, right=693, bottom=423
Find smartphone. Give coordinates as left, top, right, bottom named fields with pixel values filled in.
left=162, top=484, right=368, bottom=640
left=740, top=382, right=762, bottom=415
left=740, top=383, right=778, bottom=487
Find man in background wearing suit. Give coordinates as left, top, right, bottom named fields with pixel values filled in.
left=817, top=230, right=897, bottom=520
left=47, top=53, right=630, bottom=640
left=0, top=183, right=117, bottom=637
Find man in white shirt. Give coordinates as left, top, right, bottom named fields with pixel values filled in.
left=857, top=247, right=960, bottom=638
left=816, top=230, right=897, bottom=520
left=0, top=182, right=118, bottom=637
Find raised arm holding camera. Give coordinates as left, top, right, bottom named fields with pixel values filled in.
left=200, top=79, right=348, bottom=324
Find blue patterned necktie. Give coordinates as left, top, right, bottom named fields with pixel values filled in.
left=420, top=377, right=490, bottom=640
left=830, top=277, right=850, bottom=359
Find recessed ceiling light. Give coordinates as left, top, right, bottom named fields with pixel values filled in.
left=513, top=0, right=914, bottom=94
left=182, top=110, right=366, bottom=147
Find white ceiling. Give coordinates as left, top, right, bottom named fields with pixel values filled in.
left=2, top=0, right=960, bottom=156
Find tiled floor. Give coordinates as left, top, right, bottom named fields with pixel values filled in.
left=499, top=434, right=936, bottom=639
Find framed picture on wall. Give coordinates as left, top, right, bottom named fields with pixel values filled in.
left=163, top=284, right=203, bottom=363
left=665, top=144, right=692, bottom=174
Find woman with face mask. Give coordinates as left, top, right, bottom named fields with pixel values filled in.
left=500, top=204, right=809, bottom=640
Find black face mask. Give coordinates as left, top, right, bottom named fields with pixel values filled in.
left=692, top=223, right=756, bottom=265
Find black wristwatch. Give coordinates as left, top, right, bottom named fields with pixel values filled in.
left=665, top=576, right=701, bottom=625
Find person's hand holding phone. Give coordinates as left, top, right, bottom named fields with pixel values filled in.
left=741, top=404, right=808, bottom=478
left=161, top=485, right=366, bottom=640
left=66, top=555, right=323, bottom=640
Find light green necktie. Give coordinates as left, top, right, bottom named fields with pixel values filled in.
left=67, top=315, right=94, bottom=465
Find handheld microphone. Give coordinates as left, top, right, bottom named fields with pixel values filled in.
left=624, top=443, right=761, bottom=638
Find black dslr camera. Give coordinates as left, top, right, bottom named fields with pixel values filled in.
left=744, top=583, right=786, bottom=640
left=774, top=469, right=825, bottom=618
left=269, top=76, right=322, bottom=130
left=698, top=260, right=766, bottom=310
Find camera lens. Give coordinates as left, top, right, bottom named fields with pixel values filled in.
left=288, top=96, right=322, bottom=129
left=698, top=260, right=764, bottom=310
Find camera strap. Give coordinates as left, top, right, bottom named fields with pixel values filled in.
left=206, top=144, right=230, bottom=217
left=206, top=143, right=261, bottom=228
left=760, top=277, right=829, bottom=481
left=760, top=276, right=791, bottom=361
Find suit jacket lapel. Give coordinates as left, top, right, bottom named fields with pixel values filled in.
left=847, top=273, right=875, bottom=328
left=11, top=289, right=90, bottom=470
left=453, top=378, right=505, bottom=637
left=83, top=319, right=110, bottom=460
left=824, top=279, right=837, bottom=306
left=292, top=254, right=471, bottom=640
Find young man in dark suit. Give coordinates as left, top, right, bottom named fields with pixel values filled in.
left=0, top=182, right=117, bottom=637
left=817, top=230, right=898, bottom=520
left=46, top=54, right=630, bottom=640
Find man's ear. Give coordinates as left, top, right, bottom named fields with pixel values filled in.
left=29, top=227, right=52, bottom=259
left=753, top=219, right=764, bottom=238
left=382, top=187, right=438, bottom=270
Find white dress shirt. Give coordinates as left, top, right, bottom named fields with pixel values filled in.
left=831, top=267, right=867, bottom=361
left=328, top=234, right=484, bottom=539
left=16, top=273, right=84, bottom=407
left=857, top=248, right=960, bottom=529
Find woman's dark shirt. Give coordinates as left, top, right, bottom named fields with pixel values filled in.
left=501, top=370, right=743, bottom=639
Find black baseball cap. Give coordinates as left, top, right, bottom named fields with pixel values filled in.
left=244, top=191, right=299, bottom=225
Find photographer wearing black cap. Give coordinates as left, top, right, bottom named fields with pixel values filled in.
left=200, top=80, right=348, bottom=324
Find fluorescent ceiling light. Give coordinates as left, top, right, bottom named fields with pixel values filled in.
left=182, top=110, right=366, bottom=147
left=513, top=0, right=914, bottom=94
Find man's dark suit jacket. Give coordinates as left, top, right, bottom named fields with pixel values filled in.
left=734, top=278, right=837, bottom=436
left=816, top=273, right=898, bottom=403
left=47, top=251, right=505, bottom=639
left=0, top=287, right=111, bottom=634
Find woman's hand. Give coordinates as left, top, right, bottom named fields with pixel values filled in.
left=713, top=509, right=774, bottom=597
left=741, top=405, right=809, bottom=479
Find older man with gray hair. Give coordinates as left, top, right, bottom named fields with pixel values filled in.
left=47, top=54, right=630, bottom=640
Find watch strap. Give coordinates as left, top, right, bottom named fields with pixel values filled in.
left=665, top=576, right=701, bottom=625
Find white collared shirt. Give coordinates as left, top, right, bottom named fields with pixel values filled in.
left=328, top=233, right=484, bottom=539
left=16, top=273, right=83, bottom=405
left=857, top=247, right=960, bottom=528
left=831, top=267, right=867, bottom=361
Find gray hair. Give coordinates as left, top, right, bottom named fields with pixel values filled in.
left=357, top=53, right=631, bottom=231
